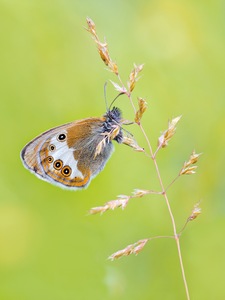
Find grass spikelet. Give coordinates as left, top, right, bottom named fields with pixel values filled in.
left=109, top=239, right=148, bottom=260
left=180, top=151, right=202, bottom=175
left=128, top=64, right=144, bottom=93
left=89, top=195, right=130, bottom=215
left=158, top=116, right=182, bottom=149
left=135, top=97, right=148, bottom=124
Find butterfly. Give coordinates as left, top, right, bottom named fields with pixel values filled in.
left=21, top=106, right=124, bottom=190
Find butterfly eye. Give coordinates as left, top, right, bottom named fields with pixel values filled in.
left=57, top=133, right=66, bottom=142
left=49, top=144, right=56, bottom=151
left=53, top=159, right=63, bottom=170
left=47, top=156, right=53, bottom=163
left=61, top=166, right=71, bottom=177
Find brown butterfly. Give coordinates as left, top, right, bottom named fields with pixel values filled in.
left=21, top=107, right=123, bottom=190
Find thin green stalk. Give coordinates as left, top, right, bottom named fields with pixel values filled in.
left=127, top=93, right=190, bottom=299
left=139, top=123, right=190, bottom=300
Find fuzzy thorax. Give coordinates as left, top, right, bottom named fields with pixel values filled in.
left=103, top=107, right=123, bottom=143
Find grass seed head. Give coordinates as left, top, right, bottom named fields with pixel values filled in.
left=86, top=17, right=118, bottom=74
left=158, top=116, right=182, bottom=148
left=89, top=195, right=130, bottom=215
left=135, top=97, right=148, bottom=124
left=128, top=64, right=144, bottom=92
left=86, top=17, right=97, bottom=37
left=180, top=151, right=202, bottom=175
left=109, top=239, right=148, bottom=260
left=94, top=138, right=106, bottom=158
left=132, top=189, right=150, bottom=198
left=122, top=136, right=144, bottom=152
left=188, top=202, right=202, bottom=221
left=96, top=40, right=111, bottom=66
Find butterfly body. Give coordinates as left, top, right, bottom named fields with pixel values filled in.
left=21, top=107, right=123, bottom=190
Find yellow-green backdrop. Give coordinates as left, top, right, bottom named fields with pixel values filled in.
left=0, top=0, right=224, bottom=299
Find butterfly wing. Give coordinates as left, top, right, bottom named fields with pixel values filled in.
left=21, top=118, right=114, bottom=190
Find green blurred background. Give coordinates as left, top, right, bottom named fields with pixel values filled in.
left=0, top=0, right=224, bottom=299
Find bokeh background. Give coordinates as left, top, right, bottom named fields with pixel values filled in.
left=1, top=0, right=224, bottom=299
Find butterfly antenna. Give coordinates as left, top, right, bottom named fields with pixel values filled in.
left=104, top=87, right=133, bottom=136
left=121, top=126, right=134, bottom=137
left=109, top=92, right=124, bottom=110
left=104, top=82, right=109, bottom=112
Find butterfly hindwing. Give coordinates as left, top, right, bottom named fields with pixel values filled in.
left=21, top=122, right=71, bottom=184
